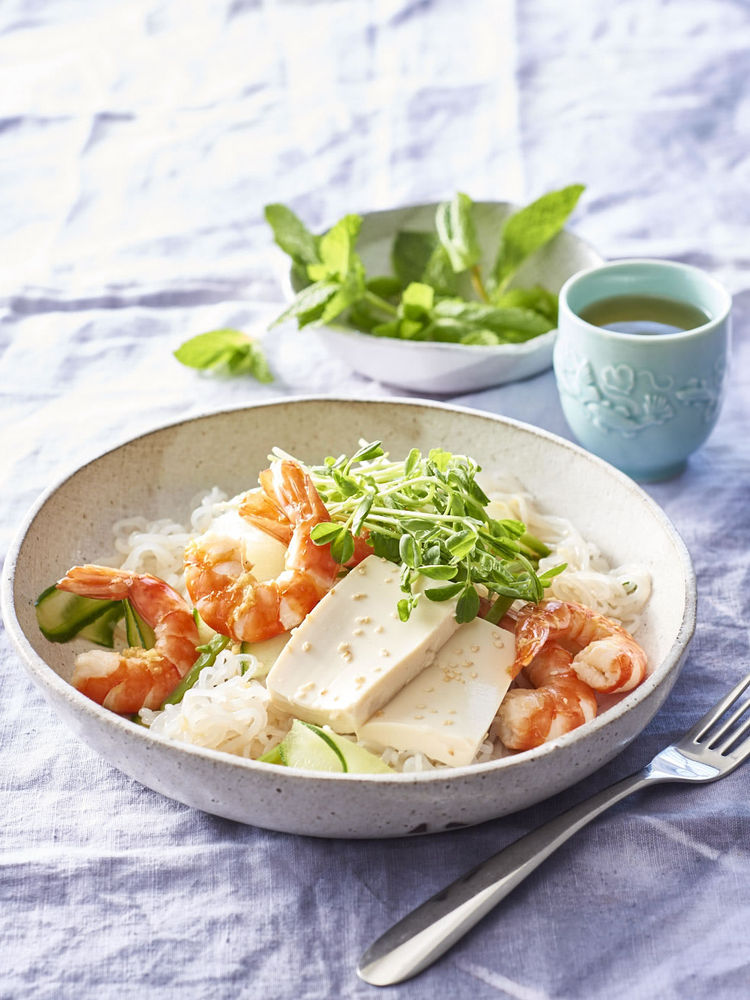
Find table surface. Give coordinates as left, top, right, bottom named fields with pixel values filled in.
left=1, top=2, right=749, bottom=998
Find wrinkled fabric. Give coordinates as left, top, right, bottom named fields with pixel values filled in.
left=1, top=1, right=749, bottom=998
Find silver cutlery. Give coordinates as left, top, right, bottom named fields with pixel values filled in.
left=358, top=672, right=750, bottom=986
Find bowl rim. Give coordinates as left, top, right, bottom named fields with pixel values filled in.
left=1, top=395, right=696, bottom=785
left=282, top=198, right=604, bottom=357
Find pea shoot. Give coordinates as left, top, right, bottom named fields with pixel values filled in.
left=273, top=441, right=565, bottom=624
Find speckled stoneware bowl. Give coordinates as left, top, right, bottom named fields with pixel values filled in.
left=2, top=398, right=695, bottom=838
left=285, top=202, right=604, bottom=394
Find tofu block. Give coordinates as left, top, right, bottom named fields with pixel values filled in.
left=266, top=555, right=460, bottom=733
left=356, top=618, right=515, bottom=766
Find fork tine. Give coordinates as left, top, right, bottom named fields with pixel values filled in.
left=685, top=672, right=750, bottom=744
left=705, top=693, right=750, bottom=752
left=713, top=709, right=750, bottom=756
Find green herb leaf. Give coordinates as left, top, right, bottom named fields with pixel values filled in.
left=174, top=329, right=273, bottom=382
left=264, top=203, right=320, bottom=269
left=456, top=586, right=481, bottom=623
left=330, top=528, right=355, bottom=565
left=391, top=230, right=438, bottom=287
left=269, top=279, right=340, bottom=329
left=435, top=192, right=480, bottom=273
left=391, top=231, right=458, bottom=295
left=446, top=528, right=478, bottom=560
left=491, top=284, right=559, bottom=322
left=310, top=522, right=343, bottom=545
left=418, top=565, right=458, bottom=581
left=398, top=533, right=420, bottom=569
left=307, top=214, right=363, bottom=282
left=424, top=582, right=464, bottom=602
left=492, top=184, right=585, bottom=291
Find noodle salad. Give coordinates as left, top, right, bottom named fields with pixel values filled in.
left=37, top=442, right=651, bottom=773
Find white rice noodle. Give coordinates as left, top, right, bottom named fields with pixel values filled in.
left=141, top=649, right=291, bottom=759
left=483, top=475, right=651, bottom=633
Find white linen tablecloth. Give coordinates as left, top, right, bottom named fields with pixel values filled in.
left=1, top=2, right=749, bottom=997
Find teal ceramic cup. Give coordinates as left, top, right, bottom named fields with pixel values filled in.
left=553, top=259, right=731, bottom=481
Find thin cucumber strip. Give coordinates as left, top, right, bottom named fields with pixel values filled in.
left=258, top=744, right=284, bottom=764
left=78, top=603, right=126, bottom=648
left=484, top=594, right=514, bottom=625
left=160, top=634, right=230, bottom=708
left=123, top=600, right=156, bottom=649
left=35, top=585, right=123, bottom=645
left=301, top=722, right=349, bottom=772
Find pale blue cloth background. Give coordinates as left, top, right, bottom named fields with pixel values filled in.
left=1, top=2, right=749, bottom=998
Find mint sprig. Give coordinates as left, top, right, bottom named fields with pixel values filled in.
left=174, top=328, right=273, bottom=382
left=267, top=185, right=584, bottom=348
left=273, top=441, right=565, bottom=622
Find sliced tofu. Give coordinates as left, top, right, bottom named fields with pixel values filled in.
left=266, top=555, right=460, bottom=733
left=356, top=618, right=515, bottom=767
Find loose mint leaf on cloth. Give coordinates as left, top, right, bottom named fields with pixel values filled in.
left=174, top=329, right=273, bottom=382
left=491, top=183, right=585, bottom=291
left=434, top=191, right=481, bottom=273
left=264, top=203, right=320, bottom=269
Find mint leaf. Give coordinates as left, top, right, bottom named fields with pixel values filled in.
left=492, top=183, right=585, bottom=290
left=434, top=192, right=480, bottom=273
left=174, top=329, right=273, bottom=382
left=491, top=284, right=559, bottom=322
left=269, top=279, right=340, bottom=328
left=391, top=230, right=436, bottom=286
left=431, top=299, right=554, bottom=343
left=307, top=214, right=363, bottom=281
left=264, top=204, right=320, bottom=269
left=401, top=281, right=434, bottom=318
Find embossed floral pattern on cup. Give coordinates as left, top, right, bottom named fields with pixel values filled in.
left=556, top=345, right=727, bottom=438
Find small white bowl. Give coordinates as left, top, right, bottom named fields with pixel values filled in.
left=286, top=202, right=603, bottom=394
left=1, top=398, right=695, bottom=838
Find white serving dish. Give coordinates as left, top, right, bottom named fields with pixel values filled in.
left=285, top=202, right=603, bottom=394
left=1, top=397, right=695, bottom=838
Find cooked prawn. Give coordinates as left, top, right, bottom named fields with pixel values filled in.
left=184, top=459, right=345, bottom=642
left=56, top=566, right=200, bottom=713
left=238, top=488, right=293, bottom=545
left=240, top=480, right=373, bottom=566
left=496, top=642, right=598, bottom=750
left=513, top=598, right=647, bottom=694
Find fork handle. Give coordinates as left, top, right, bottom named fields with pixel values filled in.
left=358, top=767, right=661, bottom=986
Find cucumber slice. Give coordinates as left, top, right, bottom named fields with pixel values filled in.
left=35, top=585, right=123, bottom=645
left=79, top=603, right=126, bottom=647
left=263, top=719, right=393, bottom=774
left=123, top=600, right=156, bottom=649
left=238, top=632, right=290, bottom=678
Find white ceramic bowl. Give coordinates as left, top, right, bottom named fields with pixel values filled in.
left=285, top=202, right=603, bottom=394
left=2, top=398, right=695, bottom=838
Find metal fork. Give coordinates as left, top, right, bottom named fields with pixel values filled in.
left=358, top=672, right=750, bottom=987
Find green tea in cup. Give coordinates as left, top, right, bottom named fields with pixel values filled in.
left=553, top=258, right=731, bottom=481
left=579, top=294, right=710, bottom=336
